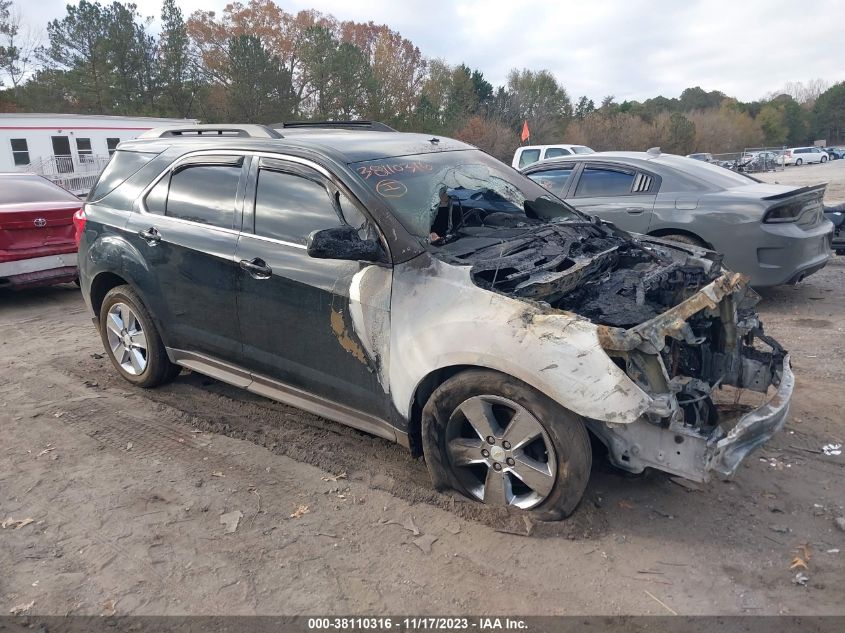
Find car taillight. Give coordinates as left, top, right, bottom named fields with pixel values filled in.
left=784, top=150, right=792, bottom=156
left=72, top=208, right=86, bottom=246
left=764, top=202, right=803, bottom=223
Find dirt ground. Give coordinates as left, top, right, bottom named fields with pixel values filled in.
left=2, top=178, right=844, bottom=616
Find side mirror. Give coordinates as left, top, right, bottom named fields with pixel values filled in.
left=306, top=226, right=381, bottom=262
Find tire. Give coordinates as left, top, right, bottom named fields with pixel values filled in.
left=821, top=155, right=828, bottom=163
left=421, top=369, right=591, bottom=520
left=99, top=284, right=180, bottom=388
left=796, top=158, right=803, bottom=166
left=659, top=233, right=707, bottom=248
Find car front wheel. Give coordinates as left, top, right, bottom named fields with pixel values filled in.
left=99, top=285, right=180, bottom=388
left=421, top=369, right=591, bottom=520
left=821, top=155, right=828, bottom=163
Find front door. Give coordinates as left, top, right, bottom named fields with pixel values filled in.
left=567, top=164, right=657, bottom=234
left=124, top=154, right=246, bottom=361
left=236, top=156, right=391, bottom=419
left=51, top=136, right=73, bottom=174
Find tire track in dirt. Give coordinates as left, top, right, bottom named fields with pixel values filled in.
left=49, top=354, right=609, bottom=539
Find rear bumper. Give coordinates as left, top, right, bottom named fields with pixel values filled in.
left=0, top=253, right=78, bottom=289
left=724, top=220, right=834, bottom=287
left=0, top=252, right=78, bottom=277
left=705, top=355, right=794, bottom=478
left=0, top=266, right=78, bottom=289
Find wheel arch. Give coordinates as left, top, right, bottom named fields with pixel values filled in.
left=406, top=363, right=608, bottom=458
left=406, top=364, right=475, bottom=456
left=647, top=227, right=712, bottom=249
left=89, top=271, right=130, bottom=318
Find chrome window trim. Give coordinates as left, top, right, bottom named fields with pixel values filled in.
left=238, top=231, right=307, bottom=251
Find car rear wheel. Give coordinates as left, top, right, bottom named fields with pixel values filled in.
left=821, top=155, right=828, bottom=163
left=99, top=285, right=180, bottom=388
left=796, top=158, right=803, bottom=166
left=421, top=369, right=591, bottom=520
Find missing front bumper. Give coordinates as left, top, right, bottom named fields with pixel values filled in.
left=706, top=354, right=793, bottom=477
left=587, top=354, right=793, bottom=483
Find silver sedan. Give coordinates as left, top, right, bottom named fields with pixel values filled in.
left=522, top=150, right=834, bottom=286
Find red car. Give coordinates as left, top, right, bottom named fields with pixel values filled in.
left=0, top=173, right=83, bottom=289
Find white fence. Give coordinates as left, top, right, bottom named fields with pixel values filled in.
left=30, top=154, right=110, bottom=195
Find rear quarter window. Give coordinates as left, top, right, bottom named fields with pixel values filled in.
left=88, top=150, right=157, bottom=202
left=518, top=149, right=541, bottom=168
left=544, top=148, right=571, bottom=159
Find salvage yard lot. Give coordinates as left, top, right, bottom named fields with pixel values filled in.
left=2, top=187, right=844, bottom=615
left=757, top=158, right=845, bottom=203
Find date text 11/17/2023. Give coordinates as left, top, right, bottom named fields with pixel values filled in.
left=307, top=617, right=529, bottom=630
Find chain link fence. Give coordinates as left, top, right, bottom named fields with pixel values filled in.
left=708, top=146, right=787, bottom=173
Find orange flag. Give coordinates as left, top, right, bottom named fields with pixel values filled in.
left=520, top=120, right=530, bottom=143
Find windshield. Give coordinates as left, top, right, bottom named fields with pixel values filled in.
left=572, top=146, right=594, bottom=154
left=351, top=150, right=582, bottom=242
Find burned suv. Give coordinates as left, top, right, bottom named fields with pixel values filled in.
left=77, top=122, right=792, bottom=518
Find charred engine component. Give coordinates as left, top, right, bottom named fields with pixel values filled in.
left=443, top=222, right=723, bottom=330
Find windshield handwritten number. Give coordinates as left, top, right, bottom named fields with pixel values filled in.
left=357, top=162, right=433, bottom=180
left=375, top=180, right=408, bottom=198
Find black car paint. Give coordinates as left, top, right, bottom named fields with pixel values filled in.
left=79, top=141, right=405, bottom=433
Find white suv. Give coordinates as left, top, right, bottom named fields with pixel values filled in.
left=512, top=144, right=594, bottom=169
left=781, top=147, right=828, bottom=166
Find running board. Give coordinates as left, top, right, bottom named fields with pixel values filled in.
left=166, top=348, right=400, bottom=445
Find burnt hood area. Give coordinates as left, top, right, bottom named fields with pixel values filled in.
left=437, top=220, right=724, bottom=328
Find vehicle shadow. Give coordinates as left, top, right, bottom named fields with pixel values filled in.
left=0, top=283, right=83, bottom=312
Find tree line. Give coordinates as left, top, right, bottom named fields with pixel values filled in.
left=1, top=0, right=844, bottom=161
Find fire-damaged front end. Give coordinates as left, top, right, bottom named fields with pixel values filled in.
left=591, top=268, right=792, bottom=482
left=445, top=221, right=792, bottom=483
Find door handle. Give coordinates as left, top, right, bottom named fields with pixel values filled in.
left=138, top=227, right=161, bottom=244
left=239, top=258, right=272, bottom=279
left=625, top=207, right=645, bottom=215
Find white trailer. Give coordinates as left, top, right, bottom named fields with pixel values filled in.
left=0, top=113, right=197, bottom=194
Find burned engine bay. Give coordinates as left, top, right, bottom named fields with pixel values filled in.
left=435, top=216, right=789, bottom=480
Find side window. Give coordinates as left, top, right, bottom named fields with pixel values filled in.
left=11, top=139, right=30, bottom=166
left=518, top=149, right=541, bottom=169
left=574, top=167, right=636, bottom=197
left=254, top=169, right=342, bottom=244
left=76, top=138, right=93, bottom=163
left=544, top=147, right=571, bottom=159
left=107, top=138, right=120, bottom=156
left=165, top=162, right=241, bottom=228
left=527, top=168, right=574, bottom=198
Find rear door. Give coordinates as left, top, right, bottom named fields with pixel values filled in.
left=125, top=154, right=246, bottom=361
left=235, top=155, right=391, bottom=419
left=565, top=163, right=658, bottom=233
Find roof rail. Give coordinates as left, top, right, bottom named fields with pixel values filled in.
left=138, top=124, right=283, bottom=139
left=272, top=120, right=397, bottom=132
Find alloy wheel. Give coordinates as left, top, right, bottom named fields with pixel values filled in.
left=105, top=302, right=148, bottom=375
left=445, top=395, right=557, bottom=509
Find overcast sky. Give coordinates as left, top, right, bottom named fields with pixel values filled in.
left=17, top=0, right=845, bottom=102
